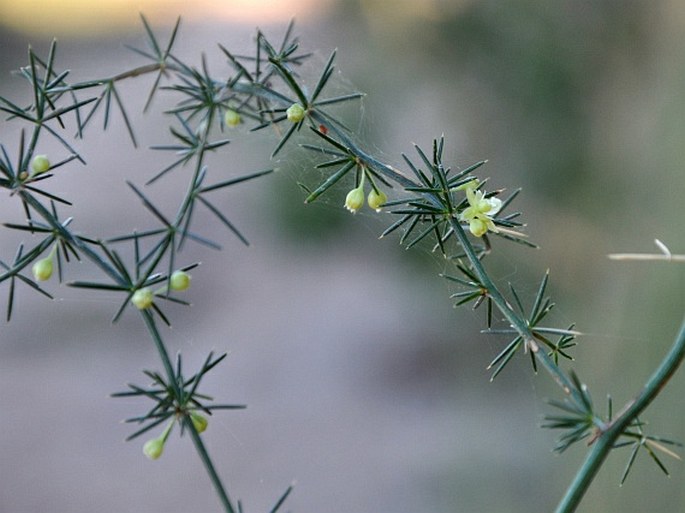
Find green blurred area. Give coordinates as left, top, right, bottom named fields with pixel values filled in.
left=325, top=0, right=685, bottom=374
left=1, top=1, right=684, bottom=512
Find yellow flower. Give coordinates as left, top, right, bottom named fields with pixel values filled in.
left=459, top=181, right=502, bottom=237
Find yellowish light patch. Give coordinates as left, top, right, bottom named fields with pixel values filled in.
left=358, top=0, right=472, bottom=31
left=0, top=0, right=334, bottom=37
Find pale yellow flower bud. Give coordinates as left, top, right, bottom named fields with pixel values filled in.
left=469, top=218, right=489, bottom=237
left=345, top=186, right=365, bottom=213
left=224, top=109, right=241, bottom=127
left=131, top=288, right=154, bottom=310
left=190, top=412, right=208, bottom=433
left=169, top=270, right=191, bottom=291
left=143, top=437, right=165, bottom=460
left=286, top=103, right=306, bottom=123
left=367, top=189, right=387, bottom=212
left=143, top=420, right=173, bottom=460
left=31, top=155, right=50, bottom=175
left=32, top=257, right=53, bottom=281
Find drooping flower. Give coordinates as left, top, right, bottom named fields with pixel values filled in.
left=32, top=245, right=58, bottom=281
left=345, top=173, right=366, bottom=213
left=458, top=180, right=502, bottom=237
left=367, top=188, right=387, bottom=212
left=190, top=412, right=208, bottom=433
left=32, top=256, right=54, bottom=281
left=143, top=437, right=165, bottom=460
left=143, top=420, right=174, bottom=460
left=345, top=186, right=364, bottom=213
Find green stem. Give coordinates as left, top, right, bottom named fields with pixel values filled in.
left=309, top=110, right=416, bottom=189
left=446, top=216, right=583, bottom=396
left=11, top=55, right=233, bottom=513
left=556, top=316, right=685, bottom=513
left=322, top=96, right=585, bottom=403
left=184, top=416, right=237, bottom=513
left=137, top=112, right=239, bottom=513
left=142, top=311, right=237, bottom=513
left=140, top=311, right=180, bottom=396
left=227, top=64, right=685, bottom=513
left=18, top=190, right=126, bottom=285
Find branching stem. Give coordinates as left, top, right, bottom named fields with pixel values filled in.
left=142, top=311, right=237, bottom=513
left=556, top=317, right=685, bottom=512
left=5, top=22, right=683, bottom=513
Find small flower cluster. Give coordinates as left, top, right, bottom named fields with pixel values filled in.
left=457, top=179, right=502, bottom=237
left=344, top=172, right=387, bottom=214
left=131, top=270, right=192, bottom=310
left=143, top=411, right=208, bottom=460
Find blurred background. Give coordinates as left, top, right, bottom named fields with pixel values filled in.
left=1, top=1, right=684, bottom=512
